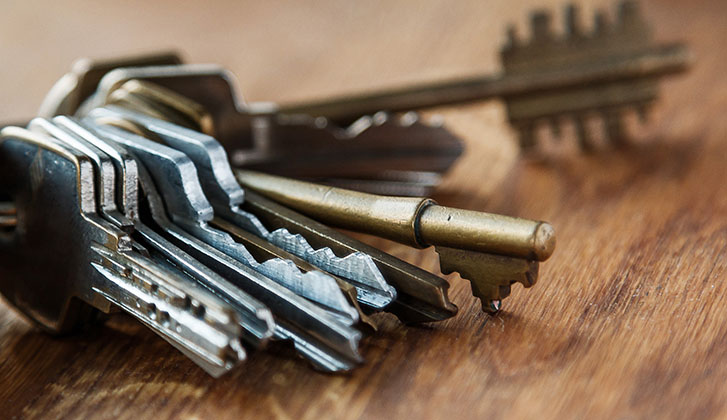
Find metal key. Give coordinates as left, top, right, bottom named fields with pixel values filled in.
left=85, top=116, right=361, bottom=318
left=55, top=110, right=369, bottom=329
left=83, top=121, right=364, bottom=372
left=278, top=0, right=691, bottom=150
left=0, top=126, right=250, bottom=376
left=88, top=102, right=458, bottom=323
left=235, top=171, right=556, bottom=312
left=91, top=104, right=397, bottom=312
left=35, top=116, right=276, bottom=348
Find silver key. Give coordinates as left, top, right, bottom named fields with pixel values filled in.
left=50, top=115, right=276, bottom=347
left=84, top=121, right=364, bottom=372
left=0, top=126, right=247, bottom=376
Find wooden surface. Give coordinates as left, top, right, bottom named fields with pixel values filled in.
left=0, top=0, right=725, bottom=418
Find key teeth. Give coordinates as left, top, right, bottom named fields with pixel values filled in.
left=259, top=257, right=359, bottom=324
left=530, top=11, right=554, bottom=42
left=212, top=225, right=362, bottom=322
left=504, top=1, right=652, bottom=52
left=266, top=227, right=397, bottom=309
left=617, top=0, right=645, bottom=29
left=565, top=4, right=583, bottom=39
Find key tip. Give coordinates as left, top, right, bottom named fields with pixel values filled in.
left=533, top=222, right=556, bottom=261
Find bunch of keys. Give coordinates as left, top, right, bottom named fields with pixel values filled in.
left=0, top=0, right=686, bottom=377
left=0, top=59, right=555, bottom=376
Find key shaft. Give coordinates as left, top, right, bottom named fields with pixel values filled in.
left=236, top=170, right=555, bottom=261
left=277, top=44, right=689, bottom=124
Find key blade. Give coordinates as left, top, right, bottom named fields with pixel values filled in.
left=276, top=1, right=691, bottom=151
left=213, top=218, right=361, bottom=326
left=436, top=247, right=539, bottom=314
left=86, top=122, right=364, bottom=371
left=501, top=1, right=692, bottom=149
left=93, top=105, right=397, bottom=309
left=90, top=244, right=247, bottom=377
left=241, top=190, right=458, bottom=323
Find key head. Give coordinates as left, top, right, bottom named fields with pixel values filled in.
left=38, top=52, right=182, bottom=118
left=0, top=128, right=123, bottom=333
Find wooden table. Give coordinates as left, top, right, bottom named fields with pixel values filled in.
left=0, top=0, right=725, bottom=418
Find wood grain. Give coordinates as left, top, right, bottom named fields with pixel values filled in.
left=0, top=0, right=725, bottom=418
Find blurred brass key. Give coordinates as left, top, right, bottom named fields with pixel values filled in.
left=279, top=1, right=691, bottom=151
left=236, top=170, right=555, bottom=312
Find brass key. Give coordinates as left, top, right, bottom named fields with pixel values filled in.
left=235, top=170, right=555, bottom=312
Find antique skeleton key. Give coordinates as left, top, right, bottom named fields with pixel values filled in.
left=279, top=1, right=691, bottom=151
left=235, top=171, right=555, bottom=312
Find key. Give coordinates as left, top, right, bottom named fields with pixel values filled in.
left=88, top=103, right=458, bottom=324
left=91, top=104, right=397, bottom=312
left=235, top=170, right=556, bottom=312
left=83, top=121, right=364, bottom=372
left=72, top=63, right=464, bottom=197
left=36, top=116, right=276, bottom=348
left=0, top=126, right=251, bottom=376
left=277, top=1, right=691, bottom=150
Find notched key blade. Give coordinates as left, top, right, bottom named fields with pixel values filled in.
left=89, top=248, right=247, bottom=377
left=86, top=121, right=364, bottom=372
left=92, top=105, right=398, bottom=310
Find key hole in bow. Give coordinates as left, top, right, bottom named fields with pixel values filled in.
left=0, top=193, right=17, bottom=238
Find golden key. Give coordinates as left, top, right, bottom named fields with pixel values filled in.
left=236, top=170, right=555, bottom=313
